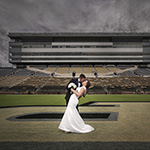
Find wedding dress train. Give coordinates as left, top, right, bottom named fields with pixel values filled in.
left=59, top=87, right=94, bottom=133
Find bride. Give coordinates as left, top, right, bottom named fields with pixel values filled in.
left=58, top=80, right=94, bottom=133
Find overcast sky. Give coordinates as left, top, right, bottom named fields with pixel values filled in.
left=0, top=0, right=150, bottom=67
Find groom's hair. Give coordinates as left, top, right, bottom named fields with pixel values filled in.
left=79, top=74, right=86, bottom=79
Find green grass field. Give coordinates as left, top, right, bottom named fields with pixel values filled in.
left=0, top=94, right=150, bottom=107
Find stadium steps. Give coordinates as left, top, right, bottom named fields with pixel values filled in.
left=55, top=66, right=59, bottom=72
left=44, top=66, right=58, bottom=73
left=27, top=66, right=62, bottom=76
left=9, top=75, right=31, bottom=88
left=81, top=66, right=84, bottom=74
left=93, top=66, right=98, bottom=74
left=96, top=77, right=108, bottom=94
left=104, top=66, right=111, bottom=72
left=68, top=66, right=71, bottom=73
left=114, top=66, right=138, bottom=75
left=34, top=76, right=52, bottom=93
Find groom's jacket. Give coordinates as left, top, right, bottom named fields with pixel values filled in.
left=65, top=78, right=82, bottom=105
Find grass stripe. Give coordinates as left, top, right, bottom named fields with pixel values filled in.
left=0, top=94, right=150, bottom=107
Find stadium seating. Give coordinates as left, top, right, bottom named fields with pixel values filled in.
left=0, top=68, right=17, bottom=76
left=17, top=76, right=49, bottom=87
left=69, top=66, right=83, bottom=76
left=13, top=69, right=34, bottom=76
left=134, top=68, right=150, bottom=76
left=82, top=66, right=95, bottom=76
left=0, top=66, right=150, bottom=94
left=94, top=66, right=109, bottom=74
left=44, top=66, right=57, bottom=73
left=37, top=77, right=71, bottom=94
left=87, top=77, right=106, bottom=94
left=33, top=72, right=50, bottom=76
left=7, top=76, right=50, bottom=94
left=107, top=66, right=120, bottom=72
left=29, top=65, right=46, bottom=70
left=56, top=66, right=69, bottom=74
left=99, top=76, right=150, bottom=94
left=0, top=76, right=29, bottom=87
left=117, top=65, right=135, bottom=70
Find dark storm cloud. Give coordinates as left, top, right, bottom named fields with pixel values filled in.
left=0, top=0, right=150, bottom=66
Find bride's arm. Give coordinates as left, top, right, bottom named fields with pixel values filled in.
left=71, top=87, right=85, bottom=97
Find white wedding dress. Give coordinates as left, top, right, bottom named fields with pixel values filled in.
left=59, top=86, right=94, bottom=133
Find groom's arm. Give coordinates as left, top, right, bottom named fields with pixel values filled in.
left=66, top=78, right=77, bottom=89
left=66, top=78, right=74, bottom=88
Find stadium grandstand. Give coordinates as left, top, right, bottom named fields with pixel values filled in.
left=0, top=32, right=150, bottom=94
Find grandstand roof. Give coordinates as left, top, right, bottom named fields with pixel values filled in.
left=8, top=32, right=150, bottom=37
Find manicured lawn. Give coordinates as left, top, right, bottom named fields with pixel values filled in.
left=0, top=94, right=150, bottom=107
left=0, top=95, right=65, bottom=107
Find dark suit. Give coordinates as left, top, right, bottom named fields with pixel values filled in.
left=65, top=78, right=82, bottom=111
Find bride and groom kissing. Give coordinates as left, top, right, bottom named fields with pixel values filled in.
left=58, top=74, right=94, bottom=133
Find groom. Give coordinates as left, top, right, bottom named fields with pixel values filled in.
left=65, top=74, right=86, bottom=111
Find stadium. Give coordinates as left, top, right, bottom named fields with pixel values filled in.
left=0, top=32, right=150, bottom=150
left=0, top=32, right=150, bottom=95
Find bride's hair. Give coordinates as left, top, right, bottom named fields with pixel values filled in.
left=86, top=80, right=90, bottom=89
